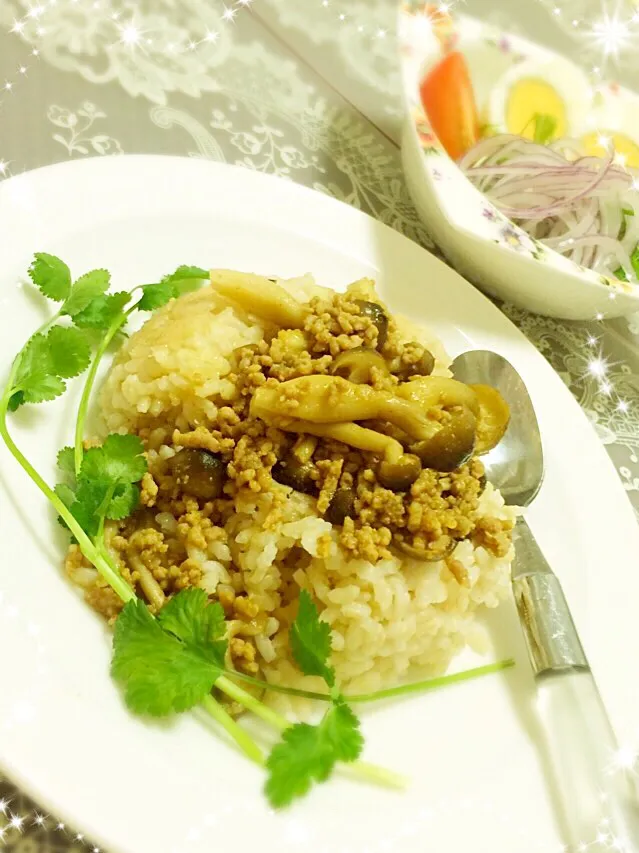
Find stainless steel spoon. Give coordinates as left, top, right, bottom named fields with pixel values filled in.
left=453, top=349, right=639, bottom=853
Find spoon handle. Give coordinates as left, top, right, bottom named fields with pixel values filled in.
left=513, top=520, right=639, bottom=852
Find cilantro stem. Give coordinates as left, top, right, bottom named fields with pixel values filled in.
left=339, top=760, right=406, bottom=790
left=0, top=399, right=134, bottom=604
left=218, top=676, right=407, bottom=789
left=96, top=486, right=116, bottom=543
left=345, top=659, right=516, bottom=703
left=217, top=675, right=288, bottom=732
left=74, top=306, right=132, bottom=476
left=201, top=695, right=264, bottom=765
left=225, top=660, right=515, bottom=704
left=223, top=670, right=333, bottom=702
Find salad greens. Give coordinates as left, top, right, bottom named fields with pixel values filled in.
left=614, top=244, right=639, bottom=282
left=531, top=113, right=557, bottom=145
left=0, top=253, right=515, bottom=807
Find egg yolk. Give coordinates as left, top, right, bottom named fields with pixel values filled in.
left=582, top=131, right=639, bottom=168
left=505, top=78, right=567, bottom=139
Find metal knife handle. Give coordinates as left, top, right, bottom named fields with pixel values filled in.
left=513, top=521, right=639, bottom=852
left=513, top=520, right=587, bottom=675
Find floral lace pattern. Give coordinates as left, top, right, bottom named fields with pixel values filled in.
left=0, top=0, right=237, bottom=105
left=48, top=102, right=123, bottom=156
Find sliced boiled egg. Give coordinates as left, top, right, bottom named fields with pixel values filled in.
left=487, top=54, right=592, bottom=141
left=581, top=86, right=639, bottom=168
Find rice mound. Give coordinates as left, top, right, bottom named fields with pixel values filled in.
left=99, top=276, right=515, bottom=705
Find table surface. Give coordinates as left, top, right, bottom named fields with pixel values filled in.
left=1, top=0, right=638, bottom=849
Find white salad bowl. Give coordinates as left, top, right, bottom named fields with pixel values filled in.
left=398, top=3, right=639, bottom=320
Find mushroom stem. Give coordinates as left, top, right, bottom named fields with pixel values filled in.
left=292, top=435, right=318, bottom=464
left=127, top=550, right=166, bottom=610
left=210, top=270, right=307, bottom=329
left=278, top=420, right=405, bottom=463
left=397, top=375, right=480, bottom=412
left=251, top=376, right=436, bottom=441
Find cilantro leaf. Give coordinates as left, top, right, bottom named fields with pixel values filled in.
left=54, top=482, right=76, bottom=509
left=137, top=281, right=174, bottom=311
left=28, top=253, right=71, bottom=301
left=68, top=478, right=106, bottom=538
left=8, top=324, right=92, bottom=410
left=138, top=265, right=208, bottom=311
left=7, top=391, right=24, bottom=412
left=62, top=269, right=111, bottom=318
left=157, top=587, right=226, bottom=667
left=164, top=265, right=208, bottom=282
left=80, top=434, right=147, bottom=485
left=290, top=590, right=335, bottom=688
left=56, top=446, right=76, bottom=476
left=47, top=326, right=91, bottom=379
left=13, top=333, right=50, bottom=385
left=23, top=374, right=66, bottom=404
left=265, top=702, right=363, bottom=807
left=67, top=434, right=147, bottom=535
left=73, top=291, right=131, bottom=330
left=106, top=482, right=140, bottom=520
left=111, top=594, right=227, bottom=716
left=9, top=333, right=66, bottom=408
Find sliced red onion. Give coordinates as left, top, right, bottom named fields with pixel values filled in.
left=460, top=134, right=639, bottom=282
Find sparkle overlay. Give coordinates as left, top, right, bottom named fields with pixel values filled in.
left=0, top=0, right=255, bottom=120
left=537, top=0, right=639, bottom=75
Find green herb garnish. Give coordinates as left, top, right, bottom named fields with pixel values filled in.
left=613, top=244, right=639, bottom=282
left=266, top=590, right=364, bottom=806
left=531, top=113, right=557, bottom=145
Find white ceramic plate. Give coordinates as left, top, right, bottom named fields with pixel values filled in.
left=398, top=5, right=639, bottom=320
left=0, top=155, right=638, bottom=853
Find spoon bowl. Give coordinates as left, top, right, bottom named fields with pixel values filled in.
left=453, top=349, right=544, bottom=508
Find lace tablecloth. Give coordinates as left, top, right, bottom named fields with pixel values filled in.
left=0, top=0, right=638, bottom=850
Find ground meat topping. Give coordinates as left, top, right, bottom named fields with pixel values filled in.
left=80, top=282, right=513, bottom=676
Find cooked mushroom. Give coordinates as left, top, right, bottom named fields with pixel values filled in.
left=397, top=375, right=480, bottom=415
left=330, top=347, right=389, bottom=384
left=271, top=454, right=317, bottom=494
left=392, top=535, right=455, bottom=562
left=292, top=435, right=318, bottom=464
left=377, top=453, right=422, bottom=492
left=171, top=448, right=225, bottom=500
left=273, top=419, right=405, bottom=462
left=411, top=405, right=477, bottom=472
left=470, top=384, right=510, bottom=455
left=325, top=489, right=356, bottom=525
left=390, top=345, right=435, bottom=380
left=251, top=375, right=436, bottom=441
left=354, top=299, right=389, bottom=349
left=127, top=550, right=166, bottom=610
left=210, top=270, right=307, bottom=329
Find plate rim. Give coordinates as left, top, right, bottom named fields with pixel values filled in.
left=1, top=154, right=637, bottom=853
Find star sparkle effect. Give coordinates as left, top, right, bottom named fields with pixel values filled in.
left=580, top=333, right=635, bottom=414
left=1, top=0, right=255, bottom=127
left=537, top=0, right=639, bottom=74
left=317, top=0, right=410, bottom=40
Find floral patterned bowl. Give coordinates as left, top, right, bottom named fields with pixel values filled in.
left=398, top=3, right=639, bottom=320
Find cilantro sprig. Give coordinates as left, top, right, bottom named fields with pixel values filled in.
left=1, top=253, right=515, bottom=809
left=265, top=590, right=364, bottom=806
left=112, top=590, right=227, bottom=715
left=1, top=254, right=210, bottom=598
